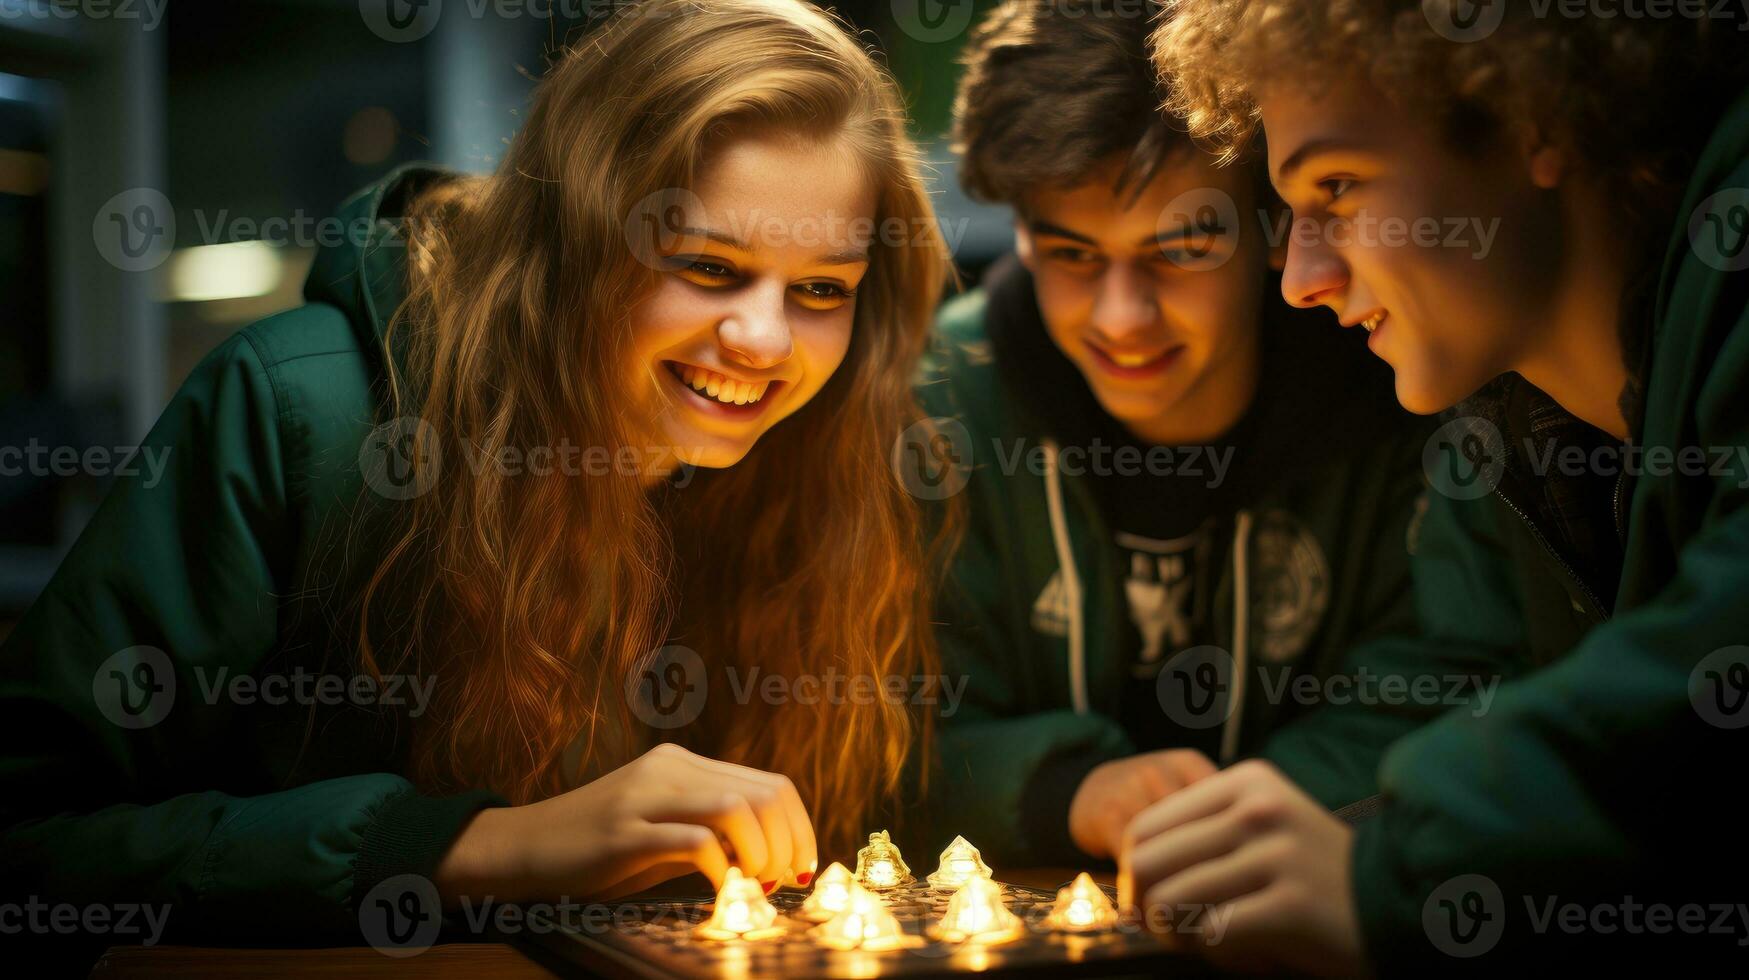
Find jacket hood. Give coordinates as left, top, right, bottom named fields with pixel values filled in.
left=301, top=163, right=460, bottom=373
left=1656, top=85, right=1749, bottom=344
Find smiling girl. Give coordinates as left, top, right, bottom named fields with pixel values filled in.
left=0, top=0, right=950, bottom=951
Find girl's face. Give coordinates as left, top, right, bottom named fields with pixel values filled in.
left=628, top=132, right=877, bottom=470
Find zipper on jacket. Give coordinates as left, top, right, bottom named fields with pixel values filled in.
left=1494, top=487, right=1612, bottom=621
left=1612, top=470, right=1628, bottom=543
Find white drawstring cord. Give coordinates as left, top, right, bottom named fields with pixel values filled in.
left=1221, top=510, right=1254, bottom=765
left=1042, top=439, right=1089, bottom=715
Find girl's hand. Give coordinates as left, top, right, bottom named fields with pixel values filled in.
left=434, top=742, right=818, bottom=904
left=1117, top=760, right=1367, bottom=977
left=1069, top=749, right=1218, bottom=859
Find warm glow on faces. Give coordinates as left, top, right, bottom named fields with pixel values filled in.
left=1016, top=152, right=1269, bottom=445
left=1261, top=73, right=1565, bottom=415
left=628, top=131, right=876, bottom=469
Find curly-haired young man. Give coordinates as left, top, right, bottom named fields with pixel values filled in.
left=1128, top=1, right=1749, bottom=971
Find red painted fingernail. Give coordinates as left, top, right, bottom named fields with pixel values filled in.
left=762, top=881, right=776, bottom=894
left=797, top=872, right=813, bottom=887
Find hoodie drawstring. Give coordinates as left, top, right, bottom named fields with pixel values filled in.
left=1042, top=439, right=1090, bottom=715
left=1220, top=510, right=1254, bottom=765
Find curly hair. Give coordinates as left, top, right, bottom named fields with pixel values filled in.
left=1153, top=0, right=1749, bottom=199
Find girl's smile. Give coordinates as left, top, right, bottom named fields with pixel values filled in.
left=661, top=360, right=786, bottom=419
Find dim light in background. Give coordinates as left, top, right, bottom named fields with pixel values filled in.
left=165, top=241, right=284, bottom=303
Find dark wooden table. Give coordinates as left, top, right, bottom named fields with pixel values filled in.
left=91, top=869, right=1126, bottom=978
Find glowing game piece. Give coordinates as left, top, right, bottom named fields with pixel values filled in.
left=1043, top=872, right=1119, bottom=932
left=925, top=835, right=994, bottom=891
left=852, top=830, right=912, bottom=890
left=693, top=867, right=786, bottom=941
left=807, top=883, right=922, bottom=951
left=798, top=862, right=858, bottom=922
left=929, top=875, right=1025, bottom=945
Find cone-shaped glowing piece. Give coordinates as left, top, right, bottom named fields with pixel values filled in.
left=852, top=830, right=912, bottom=890
left=798, top=862, right=858, bottom=922
left=925, top=835, right=994, bottom=891
left=807, top=883, right=921, bottom=951
left=1043, top=872, right=1119, bottom=932
left=929, top=875, right=1025, bottom=945
left=693, top=867, right=785, bottom=941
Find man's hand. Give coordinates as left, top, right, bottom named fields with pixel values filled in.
left=1118, top=760, right=1365, bottom=977
left=1068, top=749, right=1218, bottom=859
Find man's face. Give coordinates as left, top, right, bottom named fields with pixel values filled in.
left=1261, top=73, right=1565, bottom=414
left=1016, top=151, right=1270, bottom=444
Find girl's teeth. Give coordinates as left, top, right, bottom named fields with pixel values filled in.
left=678, top=365, right=768, bottom=405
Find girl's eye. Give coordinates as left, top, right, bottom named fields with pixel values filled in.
left=666, top=256, right=738, bottom=286
left=685, top=259, right=735, bottom=281
left=792, top=281, right=855, bottom=309
left=1049, top=247, right=1098, bottom=264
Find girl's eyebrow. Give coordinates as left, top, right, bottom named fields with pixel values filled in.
left=676, top=226, right=748, bottom=252
left=812, top=248, right=870, bottom=267
left=681, top=226, right=867, bottom=266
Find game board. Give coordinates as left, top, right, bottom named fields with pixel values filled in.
left=521, top=877, right=1196, bottom=979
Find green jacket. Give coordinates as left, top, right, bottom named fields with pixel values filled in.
left=913, top=257, right=1493, bottom=864
left=0, top=166, right=502, bottom=954
left=1350, top=89, right=1749, bottom=968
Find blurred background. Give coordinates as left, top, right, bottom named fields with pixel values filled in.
left=0, top=0, right=1014, bottom=633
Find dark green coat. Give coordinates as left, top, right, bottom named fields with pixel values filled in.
left=1351, top=89, right=1749, bottom=968
left=0, top=166, right=501, bottom=952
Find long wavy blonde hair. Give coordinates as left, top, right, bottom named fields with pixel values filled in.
left=356, top=0, right=952, bottom=855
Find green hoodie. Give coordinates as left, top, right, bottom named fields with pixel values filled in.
left=1347, top=87, right=1749, bottom=969
left=0, top=165, right=503, bottom=955
left=912, top=256, right=1505, bottom=865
